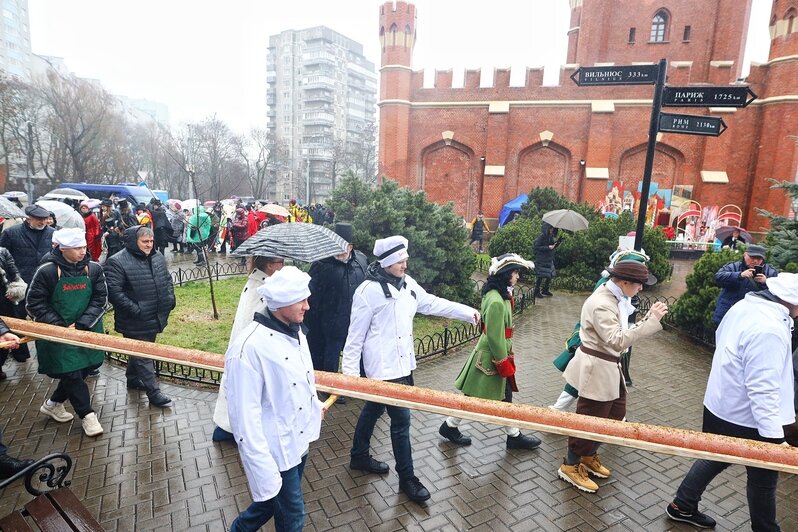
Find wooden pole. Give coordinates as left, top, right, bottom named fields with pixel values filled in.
left=6, top=317, right=797, bottom=473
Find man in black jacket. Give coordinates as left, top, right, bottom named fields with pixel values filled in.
left=104, top=226, right=176, bottom=407
left=305, top=223, right=367, bottom=394
left=0, top=204, right=55, bottom=362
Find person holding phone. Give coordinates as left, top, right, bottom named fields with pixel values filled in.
left=713, top=244, right=778, bottom=324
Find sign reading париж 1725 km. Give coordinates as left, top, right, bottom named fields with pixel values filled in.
left=570, top=64, right=659, bottom=86
left=662, top=86, right=757, bottom=108
left=659, top=112, right=727, bottom=137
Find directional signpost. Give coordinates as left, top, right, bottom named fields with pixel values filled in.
left=570, top=64, right=659, bottom=86
left=571, top=59, right=757, bottom=251
left=659, top=113, right=727, bottom=137
left=662, top=86, right=757, bottom=108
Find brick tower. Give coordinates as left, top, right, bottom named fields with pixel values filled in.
left=378, top=1, right=416, bottom=186
left=567, top=0, right=752, bottom=83
left=745, top=0, right=798, bottom=226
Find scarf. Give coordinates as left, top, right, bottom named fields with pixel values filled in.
left=606, top=280, right=635, bottom=330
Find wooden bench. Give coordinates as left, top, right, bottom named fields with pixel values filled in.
left=0, top=453, right=104, bottom=531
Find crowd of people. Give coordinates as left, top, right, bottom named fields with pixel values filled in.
left=0, top=197, right=794, bottom=531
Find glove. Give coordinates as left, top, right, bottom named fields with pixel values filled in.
left=494, top=355, right=516, bottom=378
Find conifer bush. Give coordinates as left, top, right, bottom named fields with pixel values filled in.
left=327, top=174, right=477, bottom=304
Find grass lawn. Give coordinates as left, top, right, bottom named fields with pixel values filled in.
left=106, top=277, right=458, bottom=355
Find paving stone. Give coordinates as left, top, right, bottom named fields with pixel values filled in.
left=1, top=291, right=796, bottom=530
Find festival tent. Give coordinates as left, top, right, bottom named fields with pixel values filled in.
left=498, top=194, right=528, bottom=227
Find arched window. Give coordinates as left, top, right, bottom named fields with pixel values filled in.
left=650, top=10, right=669, bottom=42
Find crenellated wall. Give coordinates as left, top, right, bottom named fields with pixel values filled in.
left=378, top=1, right=798, bottom=229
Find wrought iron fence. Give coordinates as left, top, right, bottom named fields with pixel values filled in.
left=637, top=294, right=716, bottom=348
left=170, top=261, right=249, bottom=287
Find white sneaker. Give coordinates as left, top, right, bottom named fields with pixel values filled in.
left=549, top=390, right=577, bottom=411
left=81, top=413, right=103, bottom=437
left=39, top=401, right=74, bottom=423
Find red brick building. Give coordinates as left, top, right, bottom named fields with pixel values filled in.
left=378, top=0, right=798, bottom=231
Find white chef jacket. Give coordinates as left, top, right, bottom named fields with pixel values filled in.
left=342, top=273, right=477, bottom=380
left=213, top=270, right=271, bottom=432
left=704, top=293, right=795, bottom=439
left=225, top=315, right=322, bottom=502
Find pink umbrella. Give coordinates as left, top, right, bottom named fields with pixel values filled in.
left=715, top=225, right=752, bottom=243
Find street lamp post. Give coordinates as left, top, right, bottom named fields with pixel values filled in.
left=25, top=121, right=34, bottom=205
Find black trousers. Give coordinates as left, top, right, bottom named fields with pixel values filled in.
left=49, top=366, right=100, bottom=418
left=123, top=333, right=160, bottom=395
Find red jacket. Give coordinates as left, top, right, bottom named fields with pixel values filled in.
left=83, top=212, right=102, bottom=261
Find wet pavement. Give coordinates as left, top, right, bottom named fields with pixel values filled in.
left=2, top=260, right=797, bottom=531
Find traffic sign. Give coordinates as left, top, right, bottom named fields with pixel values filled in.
left=658, top=113, right=727, bottom=137
left=662, top=86, right=757, bottom=108
left=570, top=64, right=659, bottom=86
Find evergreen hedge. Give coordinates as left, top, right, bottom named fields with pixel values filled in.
left=326, top=174, right=477, bottom=304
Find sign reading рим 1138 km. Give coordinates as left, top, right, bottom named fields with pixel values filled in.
left=659, top=112, right=727, bottom=137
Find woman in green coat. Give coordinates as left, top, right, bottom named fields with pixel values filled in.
left=439, top=253, right=542, bottom=450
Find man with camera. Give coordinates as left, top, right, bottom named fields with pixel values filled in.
left=713, top=244, right=778, bottom=324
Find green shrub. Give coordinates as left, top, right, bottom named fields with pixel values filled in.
left=327, top=175, right=477, bottom=305
left=669, top=248, right=741, bottom=330
left=489, top=188, right=671, bottom=286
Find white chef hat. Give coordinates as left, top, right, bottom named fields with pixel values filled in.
left=374, top=235, right=409, bottom=268
left=52, top=227, right=87, bottom=249
left=257, top=266, right=311, bottom=310
left=766, top=273, right=798, bottom=306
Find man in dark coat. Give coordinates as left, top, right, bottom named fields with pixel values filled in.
left=305, top=223, right=367, bottom=396
left=0, top=204, right=55, bottom=361
left=534, top=221, right=560, bottom=298
left=713, top=244, right=778, bottom=324
left=150, top=200, right=171, bottom=255
left=104, top=226, right=176, bottom=407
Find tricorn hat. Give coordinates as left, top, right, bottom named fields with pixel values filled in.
left=489, top=253, right=535, bottom=276
left=607, top=259, right=656, bottom=286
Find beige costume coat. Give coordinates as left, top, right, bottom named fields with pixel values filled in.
left=563, top=283, right=662, bottom=402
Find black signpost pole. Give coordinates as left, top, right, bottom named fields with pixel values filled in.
left=633, top=58, right=667, bottom=252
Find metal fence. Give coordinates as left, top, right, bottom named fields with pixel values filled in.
left=170, top=261, right=249, bottom=287
left=637, top=294, right=716, bottom=348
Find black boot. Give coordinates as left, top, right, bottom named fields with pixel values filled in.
left=0, top=454, right=35, bottom=480
left=399, top=476, right=431, bottom=503
left=540, top=279, right=553, bottom=297
left=507, top=432, right=542, bottom=450
left=534, top=278, right=545, bottom=299
left=438, top=421, right=472, bottom=446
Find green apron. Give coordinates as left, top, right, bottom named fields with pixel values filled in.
left=36, top=266, right=105, bottom=376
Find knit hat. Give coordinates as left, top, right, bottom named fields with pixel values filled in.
left=52, top=227, right=87, bottom=248
left=334, top=222, right=353, bottom=243
left=766, top=273, right=798, bottom=305
left=607, top=259, right=656, bottom=285
left=373, top=235, right=409, bottom=267
left=257, top=266, right=311, bottom=310
left=489, top=253, right=534, bottom=276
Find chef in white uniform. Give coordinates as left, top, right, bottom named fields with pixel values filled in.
left=226, top=265, right=323, bottom=532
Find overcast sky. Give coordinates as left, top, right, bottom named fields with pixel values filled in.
left=28, top=0, right=773, bottom=132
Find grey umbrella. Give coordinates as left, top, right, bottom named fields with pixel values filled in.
left=231, top=222, right=348, bottom=262
left=714, top=225, right=752, bottom=244
left=0, top=196, right=25, bottom=218
left=41, top=187, right=89, bottom=201
left=541, top=209, right=590, bottom=232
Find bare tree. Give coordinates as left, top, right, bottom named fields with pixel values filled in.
left=35, top=70, right=115, bottom=181
left=238, top=128, right=287, bottom=200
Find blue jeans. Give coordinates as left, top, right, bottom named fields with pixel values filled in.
left=351, top=374, right=414, bottom=481
left=674, top=408, right=780, bottom=532
left=230, top=455, right=307, bottom=532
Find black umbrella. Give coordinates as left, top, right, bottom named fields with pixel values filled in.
left=231, top=222, right=348, bottom=262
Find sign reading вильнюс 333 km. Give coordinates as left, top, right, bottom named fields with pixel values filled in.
left=570, top=65, right=659, bottom=86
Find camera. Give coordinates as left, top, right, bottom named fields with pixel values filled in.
left=754, top=265, right=764, bottom=275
